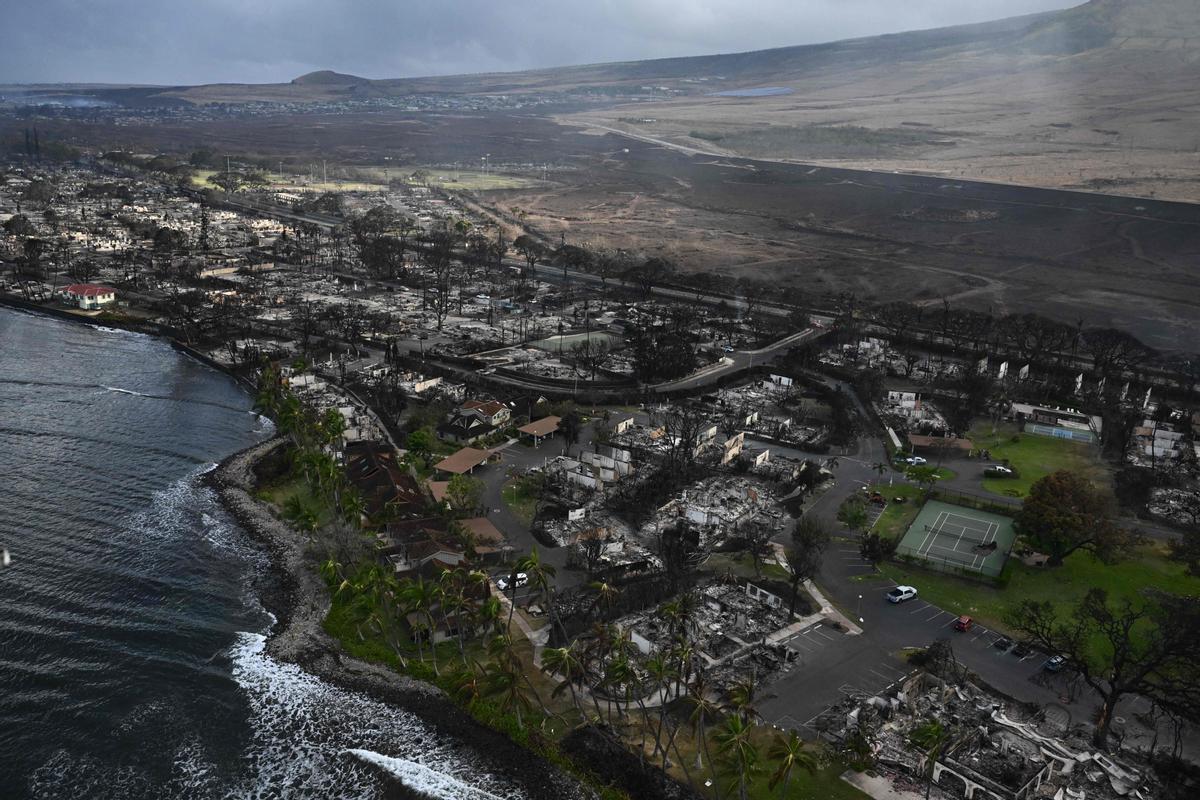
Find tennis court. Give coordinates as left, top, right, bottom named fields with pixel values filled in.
left=895, top=500, right=1016, bottom=578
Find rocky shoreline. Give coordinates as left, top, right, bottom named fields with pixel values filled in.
left=206, top=437, right=592, bottom=800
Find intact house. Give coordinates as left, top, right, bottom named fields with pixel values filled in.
left=343, top=441, right=427, bottom=522
left=62, top=283, right=117, bottom=310
left=437, top=398, right=513, bottom=444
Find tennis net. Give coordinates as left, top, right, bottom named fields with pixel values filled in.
left=926, top=523, right=996, bottom=546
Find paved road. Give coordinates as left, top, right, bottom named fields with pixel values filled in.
left=756, top=386, right=1193, bottom=753
left=473, top=426, right=599, bottom=592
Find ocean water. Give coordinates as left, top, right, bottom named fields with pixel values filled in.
left=0, top=308, right=520, bottom=799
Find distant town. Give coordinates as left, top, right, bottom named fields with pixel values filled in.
left=3, top=145, right=1198, bottom=800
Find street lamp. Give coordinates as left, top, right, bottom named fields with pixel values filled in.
left=857, top=594, right=864, bottom=624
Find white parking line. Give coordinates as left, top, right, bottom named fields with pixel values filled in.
left=909, top=602, right=931, bottom=614
left=923, top=609, right=946, bottom=622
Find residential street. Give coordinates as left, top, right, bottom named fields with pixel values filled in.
left=756, top=399, right=1194, bottom=755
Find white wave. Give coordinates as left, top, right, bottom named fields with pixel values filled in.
left=228, top=633, right=523, bottom=800
left=90, top=325, right=146, bottom=338
left=103, top=385, right=151, bottom=397
left=347, top=749, right=508, bottom=800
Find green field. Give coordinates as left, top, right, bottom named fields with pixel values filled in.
left=421, top=168, right=543, bottom=191
left=191, top=169, right=386, bottom=193
left=968, top=422, right=1108, bottom=498
left=879, top=543, right=1200, bottom=634
left=191, top=165, right=543, bottom=194
left=869, top=484, right=923, bottom=539
left=501, top=478, right=539, bottom=527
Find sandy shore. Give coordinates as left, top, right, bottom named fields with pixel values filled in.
left=207, top=437, right=592, bottom=800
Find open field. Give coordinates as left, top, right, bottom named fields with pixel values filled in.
left=879, top=542, right=1200, bottom=634
left=14, top=104, right=1200, bottom=353
left=968, top=422, right=1110, bottom=497
left=189, top=165, right=540, bottom=193
left=500, top=479, right=538, bottom=527
left=868, top=484, right=923, bottom=540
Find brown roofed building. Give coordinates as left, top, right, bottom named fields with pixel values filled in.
left=434, top=447, right=493, bottom=475
left=437, top=398, right=513, bottom=444
left=344, top=441, right=426, bottom=521
left=517, top=415, right=560, bottom=447
left=907, top=434, right=974, bottom=454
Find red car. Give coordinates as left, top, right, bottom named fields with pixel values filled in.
left=954, top=615, right=974, bottom=632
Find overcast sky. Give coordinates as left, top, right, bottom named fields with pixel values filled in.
left=5, top=0, right=1081, bottom=86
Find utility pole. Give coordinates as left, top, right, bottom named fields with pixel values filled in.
left=322, top=160, right=327, bottom=185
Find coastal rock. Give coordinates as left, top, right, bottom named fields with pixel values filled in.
left=210, top=438, right=593, bottom=800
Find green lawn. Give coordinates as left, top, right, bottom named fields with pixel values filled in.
left=879, top=543, right=1200, bottom=634
left=870, top=484, right=923, bottom=539
left=659, top=723, right=869, bottom=800
left=257, top=476, right=336, bottom=527
left=702, top=552, right=792, bottom=584
left=501, top=479, right=539, bottom=527
left=968, top=422, right=1108, bottom=498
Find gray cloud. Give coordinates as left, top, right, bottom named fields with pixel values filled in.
left=3, top=0, right=1080, bottom=85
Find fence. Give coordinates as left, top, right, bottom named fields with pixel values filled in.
left=894, top=548, right=1006, bottom=580
left=931, top=487, right=1020, bottom=516
left=1024, top=422, right=1097, bottom=444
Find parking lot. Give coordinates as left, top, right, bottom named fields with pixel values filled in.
left=759, top=620, right=911, bottom=734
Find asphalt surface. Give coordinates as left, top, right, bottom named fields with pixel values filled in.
left=755, top=390, right=1192, bottom=753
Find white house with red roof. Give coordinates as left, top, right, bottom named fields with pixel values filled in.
left=63, top=284, right=117, bottom=310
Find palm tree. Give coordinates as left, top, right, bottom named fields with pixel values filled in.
left=644, top=653, right=677, bottom=765
left=518, top=546, right=559, bottom=637
left=438, top=571, right=469, bottom=662
left=911, top=720, right=951, bottom=800
left=482, top=651, right=533, bottom=730
left=446, top=660, right=485, bottom=705
left=767, top=730, right=819, bottom=798
left=714, top=714, right=760, bottom=800
left=686, top=672, right=723, bottom=797
left=582, top=624, right=614, bottom=722
left=725, top=676, right=762, bottom=724
left=283, top=495, right=319, bottom=537
left=543, top=643, right=587, bottom=721
left=479, top=595, right=504, bottom=636
left=587, top=580, right=621, bottom=621
left=873, top=461, right=891, bottom=485
left=605, top=652, right=637, bottom=731
left=339, top=489, right=366, bottom=527
left=401, top=577, right=442, bottom=673
left=483, top=633, right=548, bottom=727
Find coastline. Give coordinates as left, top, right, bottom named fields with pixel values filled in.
left=207, top=438, right=591, bottom=800
left=0, top=300, right=590, bottom=799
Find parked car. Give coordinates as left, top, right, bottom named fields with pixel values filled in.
left=1012, top=642, right=1033, bottom=658
left=1044, top=655, right=1067, bottom=672
left=988, top=464, right=1014, bottom=474
left=887, top=586, right=918, bottom=604
left=496, top=572, right=528, bottom=591
left=953, top=615, right=974, bottom=632
left=898, top=455, right=928, bottom=466
left=993, top=636, right=1014, bottom=651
